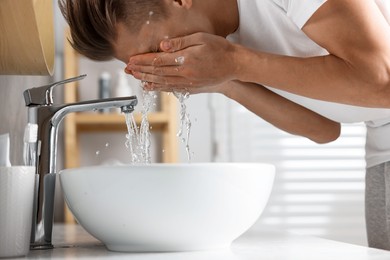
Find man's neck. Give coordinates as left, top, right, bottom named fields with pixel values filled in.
left=202, top=0, right=239, bottom=37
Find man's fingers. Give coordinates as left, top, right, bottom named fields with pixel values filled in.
left=128, top=63, right=183, bottom=77
left=128, top=52, right=185, bottom=67
left=143, top=83, right=189, bottom=93
left=160, top=32, right=205, bottom=52
left=132, top=70, right=195, bottom=87
left=160, top=37, right=186, bottom=52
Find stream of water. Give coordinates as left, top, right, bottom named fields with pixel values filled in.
left=124, top=88, right=155, bottom=164
left=124, top=88, right=193, bottom=164
left=174, top=91, right=192, bottom=162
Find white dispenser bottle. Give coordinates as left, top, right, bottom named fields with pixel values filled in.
left=114, top=71, right=133, bottom=113
left=114, top=71, right=133, bottom=97
left=99, top=71, right=111, bottom=113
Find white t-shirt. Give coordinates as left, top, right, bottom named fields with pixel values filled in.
left=228, top=0, right=390, bottom=168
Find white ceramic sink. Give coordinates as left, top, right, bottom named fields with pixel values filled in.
left=59, top=163, right=275, bottom=252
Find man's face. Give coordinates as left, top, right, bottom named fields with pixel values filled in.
left=113, top=15, right=188, bottom=64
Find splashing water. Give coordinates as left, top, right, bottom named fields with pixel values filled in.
left=139, top=89, right=154, bottom=163
left=124, top=90, right=193, bottom=163
left=124, top=86, right=156, bottom=164
left=124, top=112, right=140, bottom=163
left=174, top=91, right=192, bottom=162
left=175, top=56, right=185, bottom=65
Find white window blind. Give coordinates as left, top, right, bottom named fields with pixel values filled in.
left=210, top=94, right=367, bottom=246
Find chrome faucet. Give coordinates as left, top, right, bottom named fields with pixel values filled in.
left=23, top=75, right=138, bottom=249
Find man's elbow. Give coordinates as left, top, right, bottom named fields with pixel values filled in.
left=309, top=123, right=341, bottom=144
left=365, top=54, right=390, bottom=105
left=373, top=60, right=390, bottom=89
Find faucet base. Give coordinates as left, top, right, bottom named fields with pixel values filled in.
left=30, top=243, right=54, bottom=250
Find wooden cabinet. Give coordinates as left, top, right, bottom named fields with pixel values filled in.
left=63, top=30, right=178, bottom=223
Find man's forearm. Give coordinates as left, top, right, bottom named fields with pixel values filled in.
left=233, top=45, right=390, bottom=108
left=222, top=80, right=341, bottom=144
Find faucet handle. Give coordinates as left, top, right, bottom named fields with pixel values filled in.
left=24, top=74, right=87, bottom=106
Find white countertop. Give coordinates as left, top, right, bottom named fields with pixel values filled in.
left=24, top=224, right=390, bottom=260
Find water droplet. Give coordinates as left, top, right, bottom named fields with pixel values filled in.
left=162, top=149, right=165, bottom=153
left=149, top=11, right=154, bottom=16
left=175, top=56, right=185, bottom=65
left=95, top=150, right=100, bottom=156
left=174, top=91, right=192, bottom=162
left=105, top=143, right=110, bottom=148
left=146, top=20, right=150, bottom=25
left=150, top=126, right=153, bottom=130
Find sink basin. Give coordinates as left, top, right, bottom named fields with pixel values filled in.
left=59, top=163, right=275, bottom=252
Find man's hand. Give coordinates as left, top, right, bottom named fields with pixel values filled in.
left=126, top=32, right=238, bottom=94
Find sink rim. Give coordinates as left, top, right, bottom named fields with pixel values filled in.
left=59, top=162, right=275, bottom=173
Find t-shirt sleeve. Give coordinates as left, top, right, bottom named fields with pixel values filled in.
left=271, top=0, right=327, bottom=29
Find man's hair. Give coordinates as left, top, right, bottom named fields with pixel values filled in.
left=59, top=0, right=167, bottom=61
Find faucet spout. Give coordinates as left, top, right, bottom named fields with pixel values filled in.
left=46, top=96, right=138, bottom=174
left=51, top=97, right=137, bottom=134
left=25, top=76, right=138, bottom=249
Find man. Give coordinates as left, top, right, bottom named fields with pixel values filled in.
left=60, top=0, right=390, bottom=249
